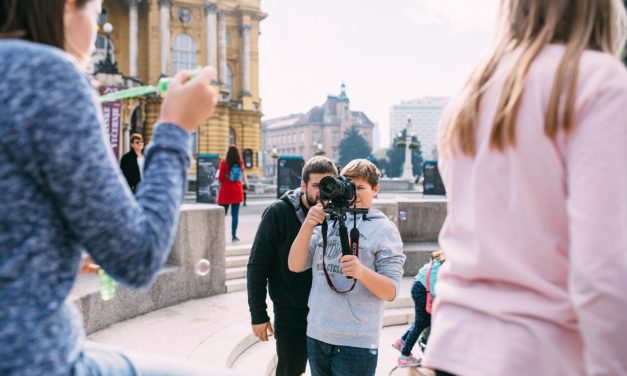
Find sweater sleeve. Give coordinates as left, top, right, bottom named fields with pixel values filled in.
left=373, top=222, right=406, bottom=298
left=565, top=61, right=627, bottom=375
left=20, top=54, right=191, bottom=288
left=247, top=205, right=278, bottom=324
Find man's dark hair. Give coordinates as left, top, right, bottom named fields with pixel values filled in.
left=301, top=156, right=337, bottom=184
left=0, top=0, right=91, bottom=48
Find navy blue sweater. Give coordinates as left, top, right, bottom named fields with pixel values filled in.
left=0, top=40, right=191, bottom=375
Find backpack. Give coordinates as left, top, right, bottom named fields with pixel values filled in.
left=229, top=164, right=242, bottom=182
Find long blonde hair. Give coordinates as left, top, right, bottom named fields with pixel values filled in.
left=440, top=0, right=627, bottom=158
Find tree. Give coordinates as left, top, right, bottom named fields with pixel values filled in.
left=385, top=129, right=424, bottom=178
left=338, top=126, right=371, bottom=167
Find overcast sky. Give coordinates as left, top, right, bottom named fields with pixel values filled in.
left=258, top=0, right=499, bottom=146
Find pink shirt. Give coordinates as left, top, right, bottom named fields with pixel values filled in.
left=423, top=45, right=627, bottom=375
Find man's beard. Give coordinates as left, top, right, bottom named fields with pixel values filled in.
left=304, top=190, right=318, bottom=207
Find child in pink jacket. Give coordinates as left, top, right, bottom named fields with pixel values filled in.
left=423, top=1, right=627, bottom=375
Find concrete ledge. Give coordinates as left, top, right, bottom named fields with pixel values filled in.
left=71, top=204, right=226, bottom=334
left=403, top=242, right=440, bottom=276
left=379, top=178, right=416, bottom=192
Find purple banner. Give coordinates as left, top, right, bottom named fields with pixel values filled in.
left=100, top=86, right=123, bottom=159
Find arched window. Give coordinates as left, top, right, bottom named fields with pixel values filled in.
left=226, top=65, right=234, bottom=100
left=229, top=127, right=236, bottom=145
left=172, top=33, right=198, bottom=73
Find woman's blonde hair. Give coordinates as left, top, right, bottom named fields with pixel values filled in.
left=440, top=0, right=627, bottom=158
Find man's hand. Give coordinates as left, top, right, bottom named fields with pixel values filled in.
left=304, top=203, right=325, bottom=228
left=252, top=321, right=274, bottom=341
left=341, top=255, right=365, bottom=279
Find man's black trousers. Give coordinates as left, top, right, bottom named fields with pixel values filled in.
left=274, top=324, right=308, bottom=376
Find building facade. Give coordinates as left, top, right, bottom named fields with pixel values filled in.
left=262, top=84, right=375, bottom=175
left=389, top=97, right=448, bottom=161
left=95, top=0, right=265, bottom=175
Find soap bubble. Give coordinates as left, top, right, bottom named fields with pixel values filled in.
left=195, top=259, right=210, bottom=276
left=399, top=211, right=408, bottom=221
left=369, top=344, right=378, bottom=355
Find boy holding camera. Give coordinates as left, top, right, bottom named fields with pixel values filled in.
left=289, top=159, right=405, bottom=376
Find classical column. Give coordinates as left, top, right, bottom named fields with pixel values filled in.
left=217, top=10, right=228, bottom=86
left=128, top=0, right=139, bottom=77
left=159, top=0, right=171, bottom=76
left=204, top=3, right=218, bottom=68
left=240, top=24, right=251, bottom=96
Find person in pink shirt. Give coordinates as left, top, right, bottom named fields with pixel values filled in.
left=422, top=1, right=627, bottom=375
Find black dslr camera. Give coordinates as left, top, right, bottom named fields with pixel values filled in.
left=319, top=175, right=356, bottom=211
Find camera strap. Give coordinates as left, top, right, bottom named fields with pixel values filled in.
left=321, top=218, right=358, bottom=293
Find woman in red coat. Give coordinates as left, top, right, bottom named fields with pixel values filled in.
left=217, top=145, right=245, bottom=241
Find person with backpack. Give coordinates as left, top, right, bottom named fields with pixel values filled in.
left=392, top=250, right=446, bottom=368
left=218, top=145, right=246, bottom=242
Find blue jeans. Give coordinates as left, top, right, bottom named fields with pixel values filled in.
left=307, top=337, right=378, bottom=376
left=400, top=281, right=430, bottom=356
left=71, top=341, right=238, bottom=376
left=221, top=203, right=240, bottom=237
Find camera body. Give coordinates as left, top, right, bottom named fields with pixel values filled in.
left=319, top=175, right=356, bottom=211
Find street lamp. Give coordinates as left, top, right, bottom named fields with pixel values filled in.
left=400, top=115, right=415, bottom=181
left=314, top=142, right=325, bottom=156
left=96, top=22, right=118, bottom=74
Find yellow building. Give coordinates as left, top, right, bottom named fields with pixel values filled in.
left=95, top=0, right=266, bottom=176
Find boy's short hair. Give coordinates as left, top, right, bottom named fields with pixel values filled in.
left=130, top=133, right=143, bottom=144
left=341, top=159, right=381, bottom=188
left=302, top=156, right=337, bottom=184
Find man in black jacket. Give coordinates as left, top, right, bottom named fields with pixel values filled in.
left=247, top=156, right=337, bottom=376
left=119, top=133, right=144, bottom=193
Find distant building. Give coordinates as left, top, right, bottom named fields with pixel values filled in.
left=389, top=97, right=448, bottom=160
left=263, top=84, right=375, bottom=174
left=94, top=0, right=266, bottom=175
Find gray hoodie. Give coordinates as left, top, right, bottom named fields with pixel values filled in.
left=304, top=208, right=405, bottom=349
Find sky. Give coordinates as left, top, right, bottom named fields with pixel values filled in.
left=258, top=0, right=500, bottom=147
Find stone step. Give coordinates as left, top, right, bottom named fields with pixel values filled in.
left=385, top=295, right=413, bottom=310
left=225, top=277, right=247, bottom=293
left=226, top=255, right=249, bottom=268
left=226, top=243, right=252, bottom=257
left=226, top=266, right=247, bottom=281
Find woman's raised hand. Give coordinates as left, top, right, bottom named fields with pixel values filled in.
left=158, top=66, right=218, bottom=132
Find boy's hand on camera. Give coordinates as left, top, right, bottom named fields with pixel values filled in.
left=341, top=255, right=364, bottom=279
left=304, top=203, right=325, bottom=228
left=159, top=66, right=218, bottom=132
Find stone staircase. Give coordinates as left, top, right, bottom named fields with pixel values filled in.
left=225, top=243, right=252, bottom=293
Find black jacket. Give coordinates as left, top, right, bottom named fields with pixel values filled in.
left=120, top=150, right=141, bottom=193
left=247, top=188, right=311, bottom=328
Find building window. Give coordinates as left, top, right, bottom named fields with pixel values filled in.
left=172, top=33, right=198, bottom=73
left=229, top=127, right=236, bottom=145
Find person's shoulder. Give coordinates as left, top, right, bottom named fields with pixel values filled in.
left=578, top=49, right=627, bottom=90
left=1, top=39, right=77, bottom=73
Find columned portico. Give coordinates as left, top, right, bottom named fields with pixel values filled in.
left=204, top=3, right=219, bottom=69
left=239, top=24, right=251, bottom=97
left=159, top=0, right=171, bottom=76
left=217, top=10, right=228, bottom=90
left=128, top=0, right=140, bottom=77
